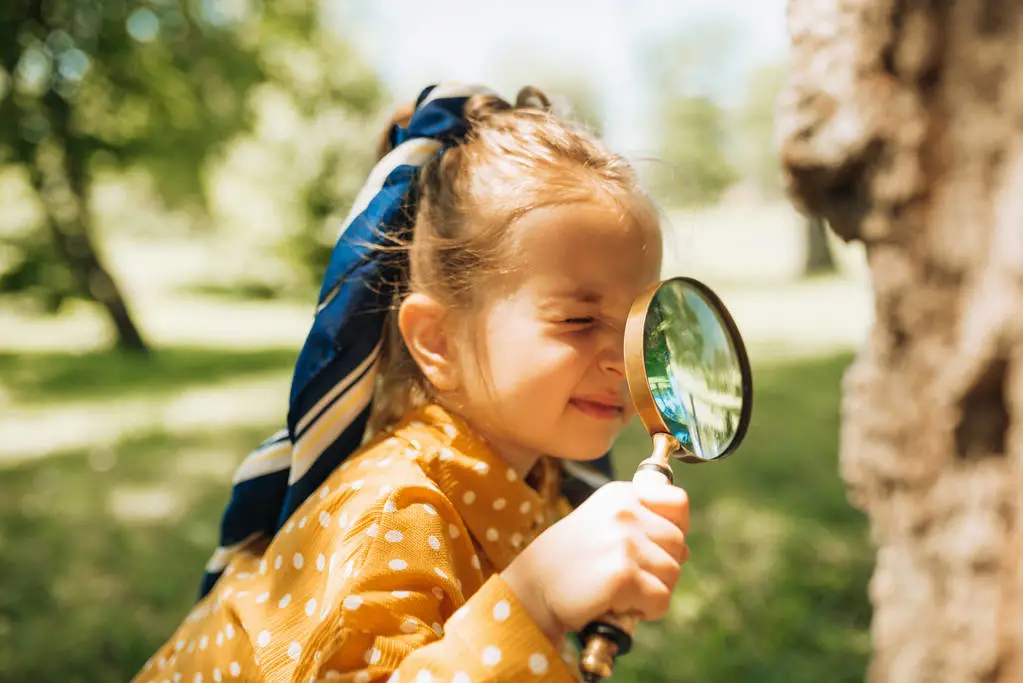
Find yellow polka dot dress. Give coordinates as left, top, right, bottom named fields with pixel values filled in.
left=133, top=404, right=583, bottom=682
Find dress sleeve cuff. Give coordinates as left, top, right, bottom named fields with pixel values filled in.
left=443, top=574, right=580, bottom=681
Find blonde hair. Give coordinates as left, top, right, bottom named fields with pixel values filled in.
left=367, top=86, right=661, bottom=433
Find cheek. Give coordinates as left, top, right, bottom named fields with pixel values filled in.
left=483, top=322, right=591, bottom=399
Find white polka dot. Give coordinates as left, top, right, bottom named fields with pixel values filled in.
left=194, top=674, right=203, bottom=683
left=528, top=653, right=549, bottom=674
left=453, top=605, right=469, bottom=620
left=385, top=530, right=404, bottom=543
left=493, top=498, right=506, bottom=510
left=199, top=635, right=209, bottom=650
left=285, top=520, right=295, bottom=533
left=506, top=468, right=518, bottom=482
left=486, top=528, right=499, bottom=542
left=400, top=618, right=418, bottom=633
left=257, top=630, right=271, bottom=647
left=409, top=438, right=423, bottom=449
left=416, top=672, right=432, bottom=683
left=320, top=485, right=331, bottom=499
left=344, top=595, right=364, bottom=610
left=365, top=648, right=382, bottom=665
left=350, top=479, right=364, bottom=490
left=511, top=532, right=524, bottom=548
left=432, top=587, right=445, bottom=601
left=378, top=457, right=393, bottom=467
left=462, top=491, right=476, bottom=504
left=341, top=461, right=352, bottom=471
left=471, top=555, right=481, bottom=570
left=337, top=511, right=349, bottom=529
left=319, top=511, right=331, bottom=527
left=355, top=673, right=371, bottom=683
left=427, top=535, right=441, bottom=550
left=316, top=554, right=326, bottom=572
left=256, top=591, right=269, bottom=604
left=216, top=632, right=224, bottom=646
left=288, top=641, right=302, bottom=659
left=384, top=499, right=397, bottom=513
left=298, top=516, right=308, bottom=529
left=423, top=503, right=437, bottom=515
left=279, top=594, right=292, bottom=608
left=229, top=662, right=240, bottom=677
left=392, top=590, right=411, bottom=598
left=235, top=591, right=248, bottom=599
left=344, top=560, right=355, bottom=578
left=259, top=559, right=267, bottom=574
left=389, top=558, right=409, bottom=570
left=225, top=623, right=235, bottom=639
left=291, top=553, right=303, bottom=569
left=493, top=600, right=511, bottom=621
left=439, top=448, right=454, bottom=461
left=325, top=672, right=342, bottom=681
left=434, top=567, right=448, bottom=579
left=448, top=524, right=461, bottom=539
left=301, top=597, right=316, bottom=616
left=366, top=523, right=379, bottom=538
left=213, top=669, right=222, bottom=683
left=432, top=622, right=443, bottom=635
left=474, top=462, right=489, bottom=475
left=274, top=555, right=283, bottom=570
left=520, top=501, right=532, bottom=515
left=187, top=641, right=196, bottom=653
left=482, top=645, right=502, bottom=666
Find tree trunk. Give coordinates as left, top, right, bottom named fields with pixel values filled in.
left=778, top=1, right=1023, bottom=682
left=31, top=95, right=148, bottom=354
left=804, top=215, right=837, bottom=275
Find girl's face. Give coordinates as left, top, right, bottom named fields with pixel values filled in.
left=448, top=199, right=663, bottom=473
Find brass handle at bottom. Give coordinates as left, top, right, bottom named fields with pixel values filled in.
left=579, top=613, right=639, bottom=682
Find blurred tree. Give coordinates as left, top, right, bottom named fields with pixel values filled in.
left=644, top=20, right=740, bottom=207
left=0, top=0, right=382, bottom=351
left=735, top=61, right=788, bottom=199
left=654, top=95, right=738, bottom=206
left=780, top=2, right=1023, bottom=682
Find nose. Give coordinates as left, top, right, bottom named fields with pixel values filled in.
left=598, top=325, right=627, bottom=378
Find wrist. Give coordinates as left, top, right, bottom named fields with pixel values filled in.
left=501, top=560, right=566, bottom=647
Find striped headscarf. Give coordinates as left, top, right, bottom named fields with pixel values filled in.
left=199, top=83, right=614, bottom=598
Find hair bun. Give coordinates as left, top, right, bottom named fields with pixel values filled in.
left=514, top=86, right=552, bottom=111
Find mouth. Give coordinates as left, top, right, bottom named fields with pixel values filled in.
left=569, top=397, right=625, bottom=421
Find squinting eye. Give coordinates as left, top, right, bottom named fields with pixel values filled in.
left=563, top=317, right=595, bottom=325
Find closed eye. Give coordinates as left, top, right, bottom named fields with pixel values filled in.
left=563, top=317, right=596, bottom=325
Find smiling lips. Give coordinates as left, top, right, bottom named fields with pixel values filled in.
left=570, top=396, right=625, bottom=420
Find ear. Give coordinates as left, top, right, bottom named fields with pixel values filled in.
left=397, top=292, right=460, bottom=392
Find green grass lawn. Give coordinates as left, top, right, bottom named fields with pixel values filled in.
left=0, top=348, right=870, bottom=683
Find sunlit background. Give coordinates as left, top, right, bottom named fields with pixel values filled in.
left=0, top=1, right=875, bottom=681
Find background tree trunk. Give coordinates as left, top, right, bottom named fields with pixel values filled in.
left=804, top=215, right=837, bottom=275
left=778, top=1, right=1023, bottom=682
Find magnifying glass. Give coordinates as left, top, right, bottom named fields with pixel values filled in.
left=578, top=276, right=754, bottom=682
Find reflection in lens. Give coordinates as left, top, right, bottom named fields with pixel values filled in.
left=643, top=281, right=745, bottom=460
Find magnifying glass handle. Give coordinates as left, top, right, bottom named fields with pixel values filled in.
left=579, top=433, right=679, bottom=683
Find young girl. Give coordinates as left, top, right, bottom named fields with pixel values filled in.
left=133, top=83, right=690, bottom=683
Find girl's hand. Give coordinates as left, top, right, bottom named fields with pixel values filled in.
left=501, top=481, right=689, bottom=646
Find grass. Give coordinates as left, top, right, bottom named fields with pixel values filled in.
left=0, top=347, right=871, bottom=683
left=0, top=346, right=298, bottom=405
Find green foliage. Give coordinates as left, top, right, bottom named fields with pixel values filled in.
left=654, top=95, right=739, bottom=207
left=0, top=0, right=385, bottom=306
left=734, top=62, right=789, bottom=199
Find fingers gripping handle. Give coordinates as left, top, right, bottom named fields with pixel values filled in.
left=579, top=434, right=677, bottom=682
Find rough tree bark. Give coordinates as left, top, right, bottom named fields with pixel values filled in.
left=778, top=1, right=1023, bottom=681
